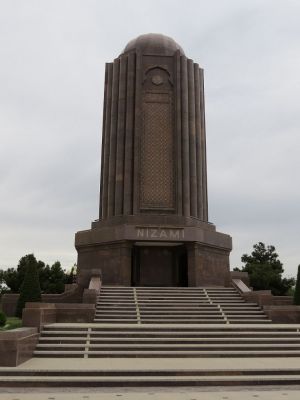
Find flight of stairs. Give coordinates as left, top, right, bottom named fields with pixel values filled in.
left=34, top=323, right=300, bottom=358
left=94, top=286, right=271, bottom=324
left=32, top=287, right=286, bottom=359
left=3, top=285, right=300, bottom=388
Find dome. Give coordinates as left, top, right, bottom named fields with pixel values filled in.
left=122, top=33, right=185, bottom=56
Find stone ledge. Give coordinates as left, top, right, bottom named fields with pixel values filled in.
left=0, top=327, right=38, bottom=367
left=22, top=302, right=95, bottom=331
left=75, top=223, right=232, bottom=251
left=264, top=305, right=300, bottom=323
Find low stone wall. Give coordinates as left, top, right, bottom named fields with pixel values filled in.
left=264, top=305, right=300, bottom=323
left=1, top=284, right=84, bottom=317
left=233, top=279, right=296, bottom=323
left=82, top=275, right=102, bottom=304
left=242, top=290, right=293, bottom=306
left=1, top=293, right=19, bottom=317
left=82, top=289, right=98, bottom=304
left=0, top=327, right=39, bottom=366
left=22, top=302, right=95, bottom=331
left=230, top=271, right=250, bottom=286
left=42, top=284, right=83, bottom=303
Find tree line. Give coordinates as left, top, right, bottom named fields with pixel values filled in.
left=0, top=254, right=75, bottom=295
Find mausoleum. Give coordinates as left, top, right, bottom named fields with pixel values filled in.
left=75, top=33, right=232, bottom=288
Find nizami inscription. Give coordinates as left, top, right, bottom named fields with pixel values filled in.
left=136, top=227, right=184, bottom=240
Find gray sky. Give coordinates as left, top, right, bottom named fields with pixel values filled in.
left=0, top=0, right=299, bottom=278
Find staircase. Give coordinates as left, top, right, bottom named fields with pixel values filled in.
left=94, top=286, right=271, bottom=324
left=2, top=285, right=300, bottom=388
left=34, top=323, right=300, bottom=359
left=32, top=287, right=287, bottom=359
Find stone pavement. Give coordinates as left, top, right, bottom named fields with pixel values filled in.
left=2, top=357, right=300, bottom=371
left=1, top=387, right=300, bottom=400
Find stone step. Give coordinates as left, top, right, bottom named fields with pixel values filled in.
left=37, top=342, right=300, bottom=351
left=39, top=337, right=300, bottom=344
left=225, top=320, right=272, bottom=324
left=222, top=311, right=265, bottom=314
left=93, top=319, right=227, bottom=324
left=97, top=296, right=134, bottom=298
left=94, top=315, right=138, bottom=319
left=132, top=301, right=211, bottom=304
left=209, top=298, right=244, bottom=301
left=43, top=323, right=296, bottom=331
left=95, top=310, right=137, bottom=314
left=4, top=373, right=300, bottom=387
left=33, top=350, right=300, bottom=358
left=134, top=296, right=210, bottom=299
left=221, top=306, right=261, bottom=310
left=138, top=311, right=223, bottom=315
left=1, top=368, right=300, bottom=377
left=227, top=315, right=268, bottom=319
left=40, top=331, right=300, bottom=340
left=135, top=292, right=207, bottom=296
left=137, top=306, right=221, bottom=310
left=93, top=319, right=138, bottom=323
left=138, top=315, right=224, bottom=319
left=95, top=305, right=137, bottom=309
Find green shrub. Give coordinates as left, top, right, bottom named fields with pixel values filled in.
left=0, top=311, right=7, bottom=327
left=16, top=255, right=41, bottom=318
left=294, top=265, right=300, bottom=305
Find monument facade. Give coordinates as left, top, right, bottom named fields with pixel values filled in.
left=75, top=33, right=232, bottom=287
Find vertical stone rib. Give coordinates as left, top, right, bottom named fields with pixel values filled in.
left=181, top=56, right=190, bottom=216
left=199, top=68, right=208, bottom=221
left=175, top=51, right=183, bottom=216
left=123, top=52, right=136, bottom=215
left=133, top=50, right=141, bottom=214
left=115, top=55, right=128, bottom=215
left=101, top=63, right=113, bottom=219
left=194, top=64, right=203, bottom=220
left=99, top=65, right=108, bottom=218
left=188, top=59, right=197, bottom=217
left=107, top=59, right=120, bottom=217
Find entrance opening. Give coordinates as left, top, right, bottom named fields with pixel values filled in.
left=131, top=244, right=188, bottom=287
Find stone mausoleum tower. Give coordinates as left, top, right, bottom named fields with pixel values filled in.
left=75, top=33, right=232, bottom=288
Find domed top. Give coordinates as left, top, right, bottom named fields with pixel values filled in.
left=122, top=33, right=185, bottom=56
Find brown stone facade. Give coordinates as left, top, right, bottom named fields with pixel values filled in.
left=75, top=34, right=232, bottom=287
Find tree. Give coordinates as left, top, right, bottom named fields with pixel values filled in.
left=1, top=255, right=76, bottom=294
left=235, top=242, right=294, bottom=296
left=0, top=270, right=7, bottom=294
left=15, top=254, right=41, bottom=318
left=45, top=261, right=65, bottom=294
left=64, top=265, right=77, bottom=285
left=294, top=265, right=300, bottom=305
left=0, top=255, right=45, bottom=293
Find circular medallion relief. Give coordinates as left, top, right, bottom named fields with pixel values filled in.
left=152, top=74, right=164, bottom=85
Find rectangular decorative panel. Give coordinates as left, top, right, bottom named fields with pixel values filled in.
left=140, top=93, right=174, bottom=209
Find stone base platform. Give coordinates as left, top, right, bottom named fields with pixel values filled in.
left=75, top=217, right=232, bottom=288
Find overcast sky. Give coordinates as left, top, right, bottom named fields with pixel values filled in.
left=0, top=0, right=299, bottom=277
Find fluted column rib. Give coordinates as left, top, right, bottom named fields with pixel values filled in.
left=107, top=59, right=120, bottom=217
left=123, top=53, right=136, bottom=215
left=188, top=59, right=197, bottom=217
left=181, top=56, right=190, bottom=217
left=100, top=63, right=113, bottom=219
left=199, top=68, right=208, bottom=221
left=194, top=64, right=203, bottom=220
left=115, top=55, right=128, bottom=215
left=175, top=51, right=183, bottom=216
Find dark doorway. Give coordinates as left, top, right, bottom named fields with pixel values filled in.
left=132, top=245, right=188, bottom=287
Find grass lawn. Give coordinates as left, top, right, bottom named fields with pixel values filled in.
left=0, top=317, right=22, bottom=331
